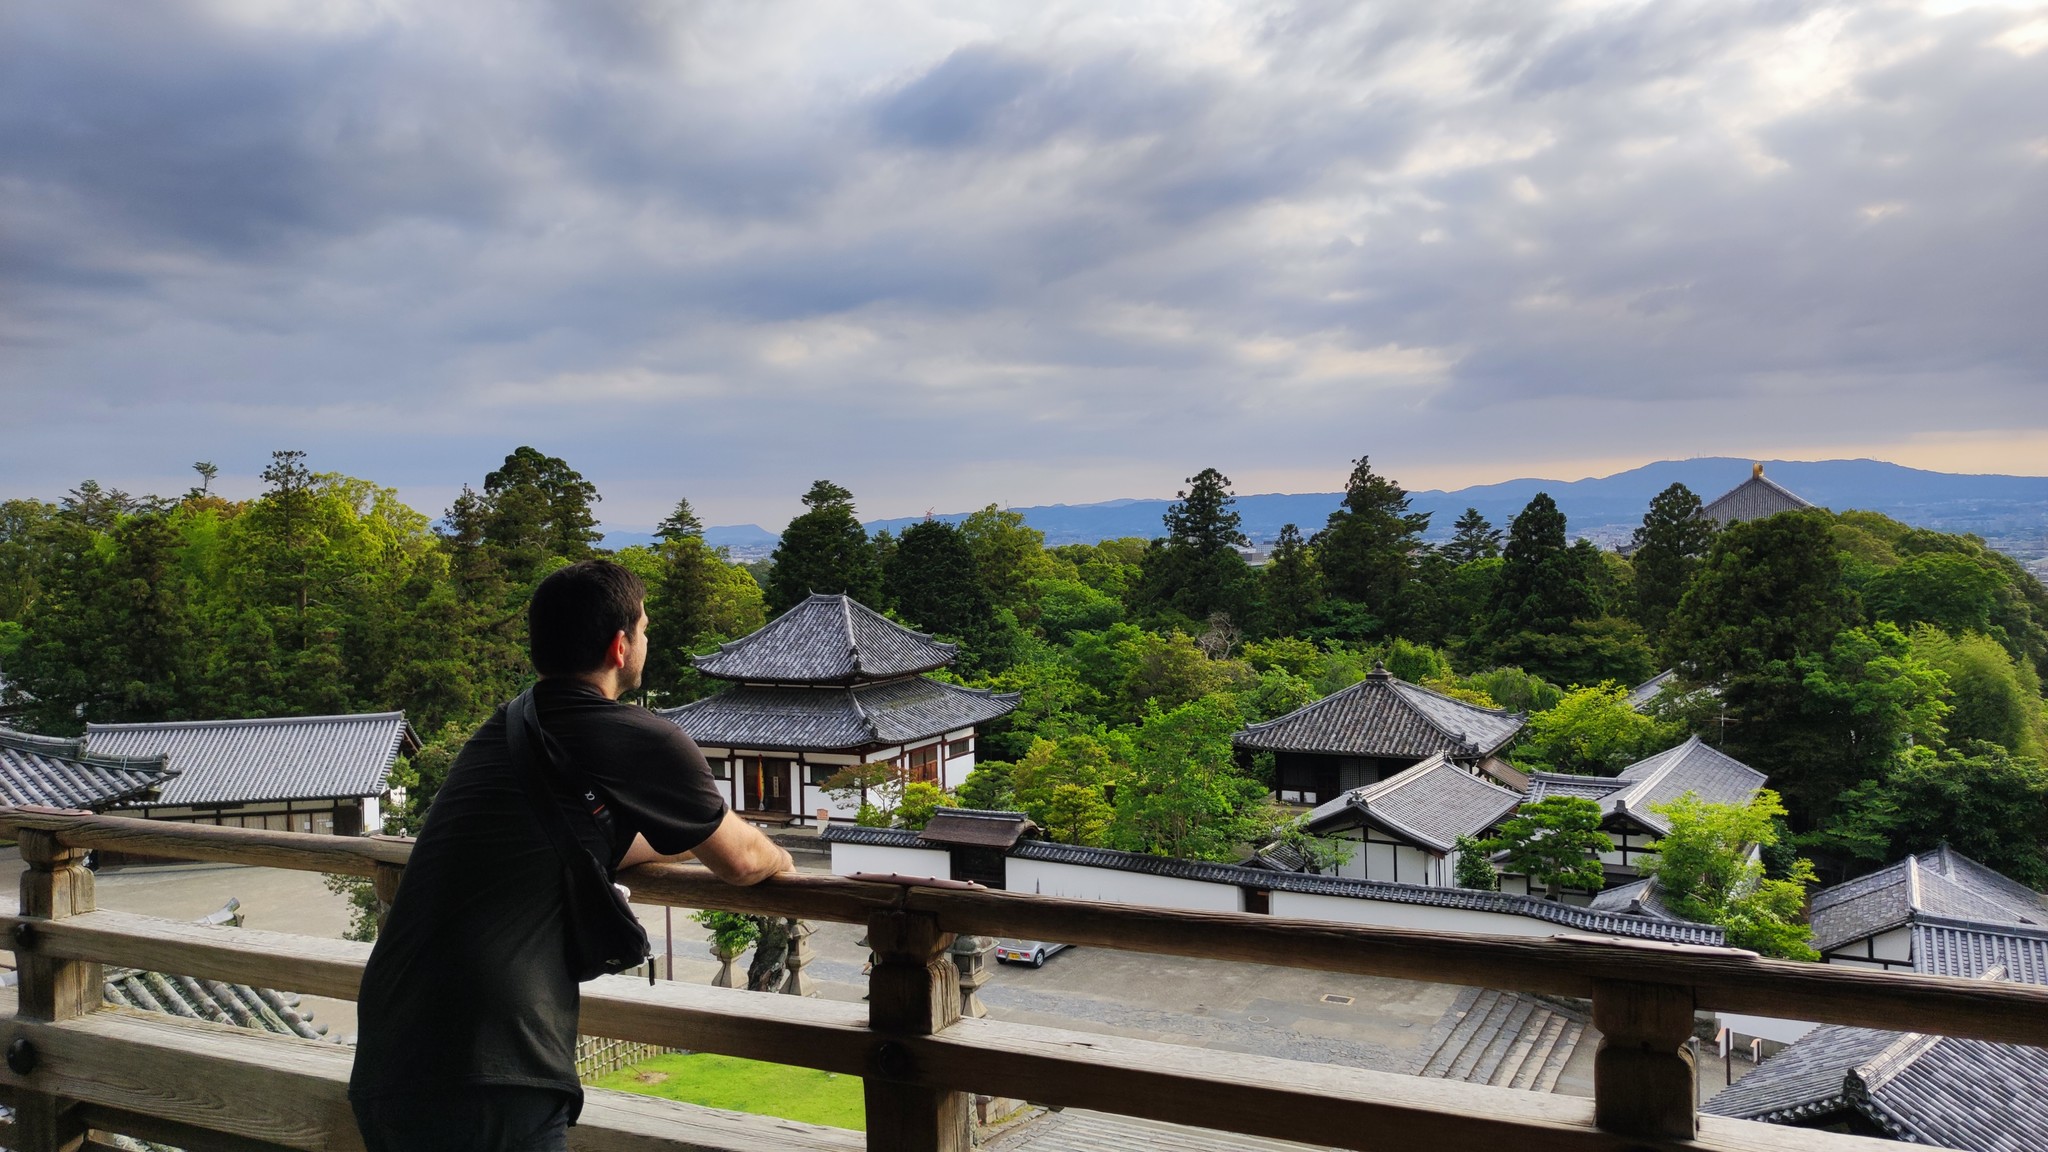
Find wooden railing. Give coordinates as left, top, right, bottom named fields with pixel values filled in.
left=3, top=809, right=2046, bottom=1152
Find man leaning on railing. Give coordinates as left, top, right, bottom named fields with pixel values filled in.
left=347, top=559, right=794, bottom=1152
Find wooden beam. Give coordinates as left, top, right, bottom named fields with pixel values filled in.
left=0, top=1009, right=864, bottom=1152
left=13, top=827, right=100, bottom=1152
left=1592, top=979, right=1696, bottom=1140
left=0, top=809, right=409, bottom=878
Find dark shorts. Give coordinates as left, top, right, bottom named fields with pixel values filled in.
left=352, top=1086, right=573, bottom=1152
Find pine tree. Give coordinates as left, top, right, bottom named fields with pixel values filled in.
left=1313, top=457, right=1430, bottom=630
left=1442, top=508, right=1502, bottom=564
left=766, top=481, right=882, bottom=614
left=1629, top=483, right=1716, bottom=642
left=1258, top=523, right=1321, bottom=637
left=884, top=519, right=1003, bottom=673
left=1489, top=493, right=1595, bottom=636
left=1135, top=469, right=1254, bottom=628
left=478, top=446, right=602, bottom=586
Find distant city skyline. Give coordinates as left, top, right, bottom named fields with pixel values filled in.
left=5, top=2, right=2045, bottom=530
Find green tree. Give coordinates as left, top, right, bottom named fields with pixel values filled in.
left=1665, top=510, right=1859, bottom=680
left=895, top=780, right=959, bottom=830
left=1314, top=457, right=1430, bottom=628
left=1488, top=494, right=1596, bottom=637
left=1865, top=552, right=2003, bottom=638
left=1011, top=735, right=1122, bottom=845
left=1638, top=790, right=1819, bottom=960
left=1476, top=797, right=1613, bottom=899
left=478, top=446, right=603, bottom=586
left=1453, top=835, right=1500, bottom=891
left=1816, top=744, right=2048, bottom=888
left=884, top=519, right=1005, bottom=674
left=766, top=481, right=882, bottom=614
left=1135, top=469, right=1255, bottom=628
left=959, top=505, right=1054, bottom=613
left=1908, top=627, right=2047, bottom=759
left=1258, top=523, right=1322, bottom=637
left=1514, top=683, right=1685, bottom=776
left=1442, top=508, right=1502, bottom=565
left=1629, top=483, right=1716, bottom=642
left=0, top=499, right=59, bottom=623
left=1110, top=695, right=1267, bottom=860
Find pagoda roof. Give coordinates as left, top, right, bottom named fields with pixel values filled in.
left=694, top=593, right=957, bottom=683
left=1233, top=665, right=1524, bottom=760
left=1810, top=844, right=2047, bottom=955
left=1702, top=464, right=1816, bottom=526
left=658, top=676, right=1017, bottom=752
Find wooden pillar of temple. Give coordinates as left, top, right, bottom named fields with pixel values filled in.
left=11, top=825, right=101, bottom=1152
left=863, top=908, right=969, bottom=1152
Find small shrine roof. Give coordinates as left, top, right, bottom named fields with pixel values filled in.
left=1233, top=665, right=1524, bottom=760
left=694, top=593, right=958, bottom=683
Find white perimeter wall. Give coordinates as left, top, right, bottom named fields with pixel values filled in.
left=1270, top=890, right=1564, bottom=938
left=1006, top=858, right=1244, bottom=913
left=828, top=843, right=953, bottom=881
left=1823, top=926, right=1914, bottom=969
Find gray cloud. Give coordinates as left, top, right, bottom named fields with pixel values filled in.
left=3, top=0, right=2046, bottom=530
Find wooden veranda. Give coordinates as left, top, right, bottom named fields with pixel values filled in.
left=3, top=806, right=2046, bottom=1151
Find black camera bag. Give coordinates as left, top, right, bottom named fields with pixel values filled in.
left=506, top=688, right=653, bottom=982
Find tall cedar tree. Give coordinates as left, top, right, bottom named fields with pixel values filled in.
left=1488, top=494, right=1596, bottom=637
left=884, top=519, right=1001, bottom=673
left=478, top=447, right=602, bottom=587
left=767, top=481, right=882, bottom=614
left=1663, top=510, right=1857, bottom=678
left=1442, top=508, right=1502, bottom=564
left=1629, top=483, right=1716, bottom=642
left=1259, top=523, right=1322, bottom=637
left=1314, top=457, right=1430, bottom=627
left=1135, top=468, right=1254, bottom=627
left=645, top=498, right=713, bottom=697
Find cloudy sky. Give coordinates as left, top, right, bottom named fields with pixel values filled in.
left=5, top=1, right=2046, bottom=531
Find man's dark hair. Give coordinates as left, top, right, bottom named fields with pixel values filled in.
left=528, top=560, right=646, bottom=677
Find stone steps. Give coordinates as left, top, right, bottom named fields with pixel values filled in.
left=1416, top=987, right=1588, bottom=1093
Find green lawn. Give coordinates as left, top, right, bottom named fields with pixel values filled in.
left=593, top=1052, right=865, bottom=1130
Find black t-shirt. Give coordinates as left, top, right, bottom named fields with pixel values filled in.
left=348, top=680, right=728, bottom=1112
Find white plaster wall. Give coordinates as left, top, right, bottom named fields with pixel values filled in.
left=1871, top=927, right=1914, bottom=963
left=1270, top=890, right=1563, bottom=938
left=361, top=795, right=381, bottom=833
left=828, top=843, right=953, bottom=880
left=1005, top=858, right=1243, bottom=913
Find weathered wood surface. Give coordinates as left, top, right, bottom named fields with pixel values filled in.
left=5, top=808, right=2047, bottom=1048
left=0, top=1007, right=863, bottom=1152
left=0, top=808, right=411, bottom=878
left=862, top=909, right=970, bottom=1152
left=1592, top=979, right=1696, bottom=1140
left=14, top=827, right=100, bottom=1152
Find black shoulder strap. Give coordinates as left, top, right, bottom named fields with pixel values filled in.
left=506, top=689, right=605, bottom=879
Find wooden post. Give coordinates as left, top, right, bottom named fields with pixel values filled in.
left=13, top=826, right=100, bottom=1152
left=1592, top=978, right=1697, bottom=1141
left=864, top=908, right=969, bottom=1152
left=371, top=861, right=404, bottom=932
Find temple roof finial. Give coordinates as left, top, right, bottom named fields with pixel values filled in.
left=1753, top=461, right=1764, bottom=479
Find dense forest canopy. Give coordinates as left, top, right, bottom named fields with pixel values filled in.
left=4, top=449, right=2045, bottom=897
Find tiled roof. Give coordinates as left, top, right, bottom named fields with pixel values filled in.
left=1626, top=670, right=1677, bottom=711
left=1811, top=845, right=2047, bottom=954
left=918, top=808, right=1035, bottom=849
left=1705, top=976, right=2048, bottom=1152
left=1244, top=841, right=1309, bottom=872
left=826, top=823, right=1725, bottom=945
left=1588, top=876, right=1685, bottom=922
left=659, top=677, right=1017, bottom=752
left=1234, top=665, right=1524, bottom=760
left=85, top=713, right=413, bottom=808
left=1912, top=919, right=2048, bottom=986
left=1701, top=467, right=1817, bottom=526
left=1527, top=737, right=1767, bottom=836
left=102, top=967, right=335, bottom=1041
left=0, top=726, right=177, bottom=810
left=1301, top=752, right=1522, bottom=851
left=694, top=594, right=957, bottom=683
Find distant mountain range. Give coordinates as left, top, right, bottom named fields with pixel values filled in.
left=606, top=458, right=2048, bottom=565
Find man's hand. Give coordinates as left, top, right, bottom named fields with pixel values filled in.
left=621, top=810, right=794, bottom=884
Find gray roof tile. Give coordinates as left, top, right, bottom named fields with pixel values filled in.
left=1300, top=752, right=1522, bottom=851
left=85, top=713, right=412, bottom=808
left=1528, top=737, right=1767, bottom=836
left=659, top=677, right=1017, bottom=751
left=0, top=726, right=177, bottom=810
left=1587, top=876, right=1685, bottom=922
left=1912, top=920, right=2048, bottom=986
left=694, top=593, right=957, bottom=683
left=1701, top=469, right=1817, bottom=526
left=824, top=823, right=1725, bottom=945
left=1626, top=670, right=1677, bottom=711
left=1705, top=976, right=2048, bottom=1152
left=1235, top=666, right=1524, bottom=760
left=1811, top=846, right=2047, bottom=954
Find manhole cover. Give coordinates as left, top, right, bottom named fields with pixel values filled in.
left=1321, top=994, right=1354, bottom=1006
left=1247, top=1015, right=1271, bottom=1023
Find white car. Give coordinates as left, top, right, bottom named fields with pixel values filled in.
left=994, top=939, right=1071, bottom=968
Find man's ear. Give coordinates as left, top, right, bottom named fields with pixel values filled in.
left=607, top=630, right=630, bottom=669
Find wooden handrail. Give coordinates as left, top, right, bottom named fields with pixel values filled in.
left=0, top=807, right=2034, bottom=1150
left=5, top=808, right=2048, bottom=1049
